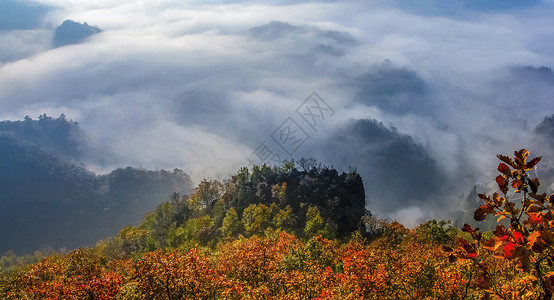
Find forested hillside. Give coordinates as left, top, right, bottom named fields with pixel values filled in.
left=0, top=115, right=193, bottom=254
left=3, top=150, right=554, bottom=299
left=94, top=161, right=367, bottom=256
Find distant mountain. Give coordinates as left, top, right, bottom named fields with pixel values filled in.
left=249, top=20, right=357, bottom=57
left=536, top=114, right=554, bottom=140
left=352, top=61, right=429, bottom=115
left=0, top=114, right=84, bottom=160
left=304, top=118, right=447, bottom=215
left=0, top=116, right=192, bottom=254
left=53, top=20, right=102, bottom=47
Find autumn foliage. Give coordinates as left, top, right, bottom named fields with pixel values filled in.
left=446, top=149, right=554, bottom=299
left=2, top=229, right=472, bottom=299
left=3, top=153, right=554, bottom=299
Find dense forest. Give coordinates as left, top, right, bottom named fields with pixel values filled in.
left=3, top=149, right=554, bottom=299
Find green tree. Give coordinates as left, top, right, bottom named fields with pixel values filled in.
left=304, top=206, right=327, bottom=238
left=178, top=215, right=215, bottom=248
left=119, top=226, right=149, bottom=255
left=140, top=201, right=175, bottom=248
left=273, top=205, right=296, bottom=233
left=413, top=219, right=456, bottom=245
left=271, top=182, right=288, bottom=206
left=221, top=208, right=243, bottom=238
left=242, top=203, right=272, bottom=236
left=188, top=179, right=223, bottom=215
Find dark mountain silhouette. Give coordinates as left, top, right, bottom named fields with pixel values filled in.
left=304, top=118, right=447, bottom=214
left=226, top=164, right=367, bottom=238
left=536, top=114, right=554, bottom=139
left=0, top=116, right=192, bottom=254
left=0, top=114, right=84, bottom=160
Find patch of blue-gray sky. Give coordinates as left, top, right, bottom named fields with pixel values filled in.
left=0, top=0, right=51, bottom=30
left=392, top=0, right=542, bottom=17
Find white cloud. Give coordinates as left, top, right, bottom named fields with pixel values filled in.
left=0, top=30, right=52, bottom=64
left=2, top=0, right=554, bottom=224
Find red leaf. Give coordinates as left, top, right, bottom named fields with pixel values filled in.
left=527, top=212, right=543, bottom=223
left=497, top=163, right=511, bottom=175
left=503, top=242, right=519, bottom=259
left=496, top=175, right=509, bottom=194
left=459, top=238, right=470, bottom=247
left=461, top=224, right=475, bottom=234
left=512, top=231, right=524, bottom=244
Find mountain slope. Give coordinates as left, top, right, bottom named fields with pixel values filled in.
left=0, top=116, right=192, bottom=254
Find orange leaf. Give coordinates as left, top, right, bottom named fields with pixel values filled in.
left=492, top=193, right=504, bottom=206
left=497, top=215, right=508, bottom=222
left=528, top=232, right=541, bottom=247
left=530, top=232, right=547, bottom=253
left=512, top=180, right=523, bottom=189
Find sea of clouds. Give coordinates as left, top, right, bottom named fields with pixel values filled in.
left=1, top=0, right=554, bottom=225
